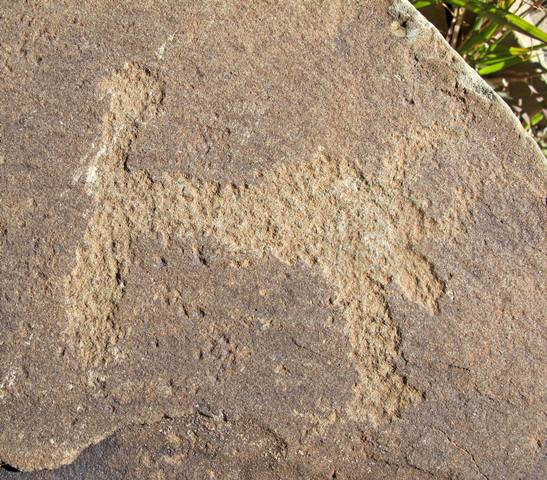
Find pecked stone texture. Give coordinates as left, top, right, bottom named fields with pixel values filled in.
left=0, top=1, right=545, bottom=479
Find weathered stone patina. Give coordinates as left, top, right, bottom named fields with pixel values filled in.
left=0, top=1, right=545, bottom=478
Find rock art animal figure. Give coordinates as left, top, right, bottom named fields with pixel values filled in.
left=66, top=63, right=468, bottom=423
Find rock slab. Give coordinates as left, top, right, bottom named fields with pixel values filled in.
left=0, top=1, right=545, bottom=478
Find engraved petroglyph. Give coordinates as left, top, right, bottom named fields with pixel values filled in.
left=64, top=63, right=164, bottom=366
left=65, top=63, right=471, bottom=423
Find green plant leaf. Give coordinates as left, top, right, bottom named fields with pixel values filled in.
left=524, top=111, right=545, bottom=129
left=413, top=0, right=439, bottom=8
left=477, top=55, right=527, bottom=75
left=459, top=20, right=499, bottom=56
left=443, top=0, right=547, bottom=43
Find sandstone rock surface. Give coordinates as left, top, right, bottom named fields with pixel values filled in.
left=0, top=1, right=545, bottom=478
